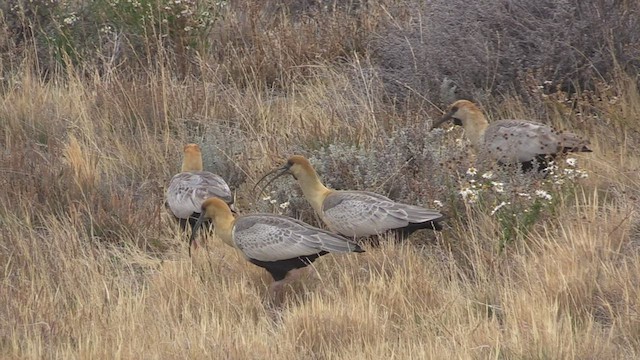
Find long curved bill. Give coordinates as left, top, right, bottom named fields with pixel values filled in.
left=252, top=165, right=290, bottom=201
left=189, top=212, right=207, bottom=257
left=430, top=108, right=455, bottom=131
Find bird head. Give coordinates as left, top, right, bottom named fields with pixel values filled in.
left=431, top=100, right=483, bottom=129
left=188, top=197, right=232, bottom=256
left=181, top=143, right=203, bottom=172
left=253, top=155, right=316, bottom=198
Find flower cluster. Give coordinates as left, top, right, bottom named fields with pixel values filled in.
left=259, top=192, right=292, bottom=215
left=454, top=157, right=589, bottom=245
left=547, top=158, right=589, bottom=185
left=457, top=168, right=506, bottom=205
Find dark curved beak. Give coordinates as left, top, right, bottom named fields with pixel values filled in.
left=430, top=108, right=456, bottom=131
left=188, top=212, right=207, bottom=257
left=252, top=164, right=291, bottom=201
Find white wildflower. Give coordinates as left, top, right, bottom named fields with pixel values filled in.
left=261, top=196, right=271, bottom=201
left=433, top=200, right=444, bottom=208
left=466, top=167, right=478, bottom=176
left=63, top=13, right=78, bottom=25
left=517, top=192, right=532, bottom=200
left=535, top=190, right=552, bottom=201
left=279, top=201, right=290, bottom=209
left=459, top=188, right=479, bottom=203
left=491, top=181, right=504, bottom=193
left=481, top=171, right=494, bottom=179
left=577, top=169, right=589, bottom=179
left=184, top=26, right=193, bottom=32
left=490, top=201, right=508, bottom=216
left=270, top=199, right=277, bottom=204
left=566, top=158, right=577, bottom=167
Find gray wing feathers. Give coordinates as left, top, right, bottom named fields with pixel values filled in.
left=400, top=204, right=444, bottom=223
left=322, top=191, right=442, bottom=237
left=484, top=120, right=590, bottom=163
left=166, top=171, right=233, bottom=218
left=233, top=215, right=360, bottom=262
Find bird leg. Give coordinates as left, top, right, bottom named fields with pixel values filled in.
left=267, top=267, right=313, bottom=302
left=303, top=265, right=320, bottom=282
left=268, top=277, right=292, bottom=305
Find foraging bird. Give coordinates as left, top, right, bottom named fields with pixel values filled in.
left=166, top=144, right=234, bottom=237
left=255, top=156, right=444, bottom=241
left=190, top=197, right=364, bottom=294
left=432, top=100, right=592, bottom=172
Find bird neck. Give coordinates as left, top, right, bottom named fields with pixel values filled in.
left=297, top=171, right=331, bottom=215
left=464, top=112, right=489, bottom=147
left=212, top=214, right=236, bottom=248
left=181, top=154, right=203, bottom=172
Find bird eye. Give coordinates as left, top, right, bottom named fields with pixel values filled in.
left=451, top=106, right=459, bottom=113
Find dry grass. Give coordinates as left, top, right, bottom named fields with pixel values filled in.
left=2, top=2, right=640, bottom=359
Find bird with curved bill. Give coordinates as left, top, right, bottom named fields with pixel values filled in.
left=431, top=100, right=592, bottom=173
left=166, top=144, right=235, bottom=254
left=255, top=155, right=444, bottom=243
left=189, top=197, right=364, bottom=297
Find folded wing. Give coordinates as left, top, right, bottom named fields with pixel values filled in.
left=166, top=171, right=233, bottom=219
left=321, top=191, right=443, bottom=237
left=233, top=214, right=362, bottom=262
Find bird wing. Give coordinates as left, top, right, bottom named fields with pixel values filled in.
left=166, top=171, right=233, bottom=218
left=321, top=191, right=443, bottom=237
left=484, top=120, right=564, bottom=163
left=232, top=214, right=362, bottom=262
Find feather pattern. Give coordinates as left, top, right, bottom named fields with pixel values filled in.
left=434, top=100, right=591, bottom=169
left=167, top=171, right=232, bottom=219
left=321, top=191, right=444, bottom=237
left=233, top=214, right=362, bottom=262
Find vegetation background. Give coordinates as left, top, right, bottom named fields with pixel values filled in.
left=1, top=0, right=639, bottom=358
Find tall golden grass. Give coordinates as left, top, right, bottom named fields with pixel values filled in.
left=1, top=3, right=639, bottom=359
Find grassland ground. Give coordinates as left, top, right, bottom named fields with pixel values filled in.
left=1, top=1, right=640, bottom=358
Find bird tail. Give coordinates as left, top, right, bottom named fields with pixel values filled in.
left=560, top=132, right=592, bottom=152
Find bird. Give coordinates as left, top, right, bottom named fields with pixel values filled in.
left=431, top=100, right=592, bottom=172
left=189, top=197, right=364, bottom=296
left=255, top=155, right=444, bottom=242
left=166, top=144, right=234, bottom=251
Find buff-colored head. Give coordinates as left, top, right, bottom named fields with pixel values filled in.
left=200, top=197, right=233, bottom=220
left=254, top=155, right=318, bottom=193
left=283, top=155, right=317, bottom=179
left=181, top=143, right=203, bottom=172
left=188, top=197, right=234, bottom=256
left=432, top=100, right=484, bottom=128
left=431, top=100, right=489, bottom=146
